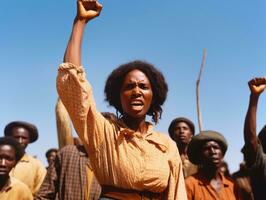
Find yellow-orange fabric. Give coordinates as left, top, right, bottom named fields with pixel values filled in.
left=185, top=172, right=240, bottom=200
left=10, top=154, right=46, bottom=194
left=0, top=177, right=33, bottom=200
left=57, top=62, right=187, bottom=200
left=85, top=163, right=94, bottom=200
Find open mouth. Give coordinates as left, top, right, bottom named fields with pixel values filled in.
left=130, top=100, right=143, bottom=105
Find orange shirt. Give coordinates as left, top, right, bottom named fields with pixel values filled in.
left=57, top=62, right=187, bottom=200
left=185, top=172, right=240, bottom=200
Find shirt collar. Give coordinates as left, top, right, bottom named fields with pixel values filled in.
left=118, top=121, right=168, bottom=152
left=198, top=171, right=230, bottom=187
left=19, top=153, right=30, bottom=162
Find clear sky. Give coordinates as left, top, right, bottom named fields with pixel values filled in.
left=1, top=0, right=265, bottom=172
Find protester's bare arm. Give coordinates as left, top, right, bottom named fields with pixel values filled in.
left=244, top=77, right=266, bottom=153
left=63, top=0, right=102, bottom=65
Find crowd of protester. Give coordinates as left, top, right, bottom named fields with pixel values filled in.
left=1, top=0, right=265, bottom=200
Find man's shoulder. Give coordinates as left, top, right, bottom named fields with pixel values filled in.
left=10, top=177, right=32, bottom=193
left=57, top=145, right=88, bottom=161
left=26, top=154, right=43, bottom=163
left=185, top=172, right=200, bottom=182
left=59, top=144, right=85, bottom=155
left=243, top=142, right=266, bottom=167
left=23, top=154, right=46, bottom=171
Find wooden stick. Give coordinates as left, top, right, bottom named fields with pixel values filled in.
left=196, top=49, right=207, bottom=132
left=55, top=98, right=74, bottom=148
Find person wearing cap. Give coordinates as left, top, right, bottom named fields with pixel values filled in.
left=4, top=121, right=46, bottom=195
left=185, top=130, right=240, bottom=200
left=0, top=137, right=33, bottom=200
left=168, top=117, right=198, bottom=178
left=242, top=77, right=266, bottom=200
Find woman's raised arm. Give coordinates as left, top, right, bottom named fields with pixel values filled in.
left=63, top=0, right=102, bottom=65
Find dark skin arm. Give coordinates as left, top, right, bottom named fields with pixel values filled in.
left=244, top=77, right=266, bottom=156
left=63, top=0, right=102, bottom=65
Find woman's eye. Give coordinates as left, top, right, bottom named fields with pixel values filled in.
left=139, top=84, right=149, bottom=89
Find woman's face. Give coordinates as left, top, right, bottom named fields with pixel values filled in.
left=120, top=69, right=153, bottom=119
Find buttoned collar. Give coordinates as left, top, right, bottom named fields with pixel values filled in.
left=118, top=120, right=168, bottom=152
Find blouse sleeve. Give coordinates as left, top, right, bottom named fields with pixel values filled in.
left=56, top=62, right=112, bottom=153
left=166, top=140, right=188, bottom=200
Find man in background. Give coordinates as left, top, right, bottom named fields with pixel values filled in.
left=4, top=121, right=46, bottom=195
left=45, top=148, right=58, bottom=169
left=186, top=131, right=240, bottom=200
left=0, top=137, right=33, bottom=200
left=35, top=143, right=101, bottom=200
left=242, top=77, right=266, bottom=200
left=168, top=117, right=197, bottom=177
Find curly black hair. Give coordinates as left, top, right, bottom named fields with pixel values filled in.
left=104, top=60, right=168, bottom=123
left=0, top=137, right=25, bottom=162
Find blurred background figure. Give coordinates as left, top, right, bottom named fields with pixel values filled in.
left=45, top=148, right=58, bottom=169
left=35, top=144, right=101, bottom=200
left=186, top=131, right=240, bottom=200
left=4, top=121, right=46, bottom=195
left=232, top=162, right=254, bottom=200
left=168, top=117, right=197, bottom=178
left=0, top=137, right=33, bottom=200
left=242, top=77, right=266, bottom=200
left=220, top=161, right=231, bottom=178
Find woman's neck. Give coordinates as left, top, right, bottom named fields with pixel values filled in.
left=122, top=115, right=148, bottom=134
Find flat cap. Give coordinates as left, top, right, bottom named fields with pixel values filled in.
left=187, top=130, right=228, bottom=165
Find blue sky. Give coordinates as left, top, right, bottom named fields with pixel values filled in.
left=1, top=0, right=265, bottom=172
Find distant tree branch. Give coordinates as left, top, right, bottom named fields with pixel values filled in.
left=196, top=49, right=207, bottom=132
